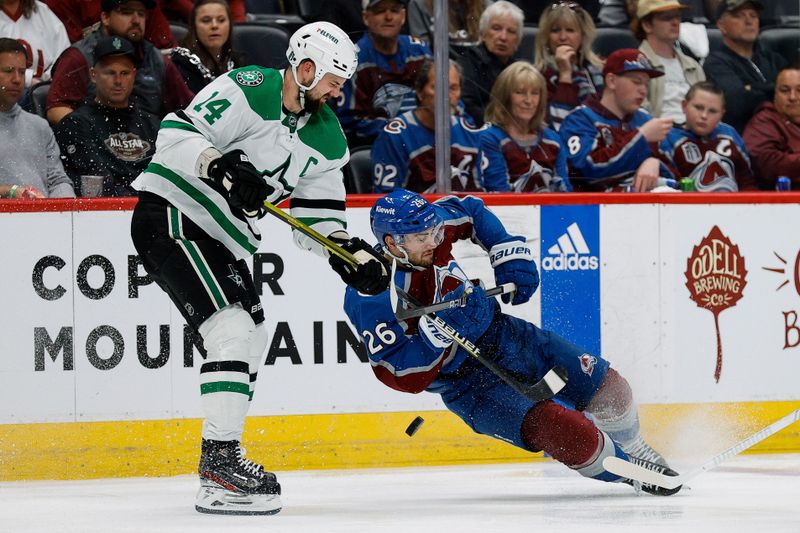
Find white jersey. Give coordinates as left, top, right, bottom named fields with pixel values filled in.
left=0, top=1, right=70, bottom=87
left=132, top=66, right=351, bottom=261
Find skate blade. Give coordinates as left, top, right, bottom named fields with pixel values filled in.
left=195, top=485, right=282, bottom=515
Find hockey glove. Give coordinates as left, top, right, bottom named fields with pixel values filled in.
left=490, top=238, right=539, bottom=305
left=435, top=284, right=495, bottom=340
left=207, top=149, right=283, bottom=213
left=328, top=237, right=391, bottom=295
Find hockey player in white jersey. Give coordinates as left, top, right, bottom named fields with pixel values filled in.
left=130, top=21, right=389, bottom=515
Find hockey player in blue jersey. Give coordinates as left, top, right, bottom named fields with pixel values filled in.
left=343, top=188, right=682, bottom=496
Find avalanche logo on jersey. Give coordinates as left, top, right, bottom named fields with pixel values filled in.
left=235, top=70, right=264, bottom=87
left=433, top=261, right=470, bottom=300
left=373, top=83, right=417, bottom=119
left=513, top=159, right=557, bottom=193
left=579, top=353, right=597, bottom=376
left=687, top=150, right=738, bottom=192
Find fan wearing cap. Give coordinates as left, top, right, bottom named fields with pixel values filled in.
left=335, top=0, right=432, bottom=146
left=703, top=0, right=788, bottom=132
left=130, top=22, right=389, bottom=515
left=559, top=48, right=677, bottom=192
left=45, top=0, right=194, bottom=125
left=633, top=0, right=705, bottom=124
left=53, top=36, right=159, bottom=196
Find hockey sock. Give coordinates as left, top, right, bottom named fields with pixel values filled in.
left=247, top=322, right=269, bottom=402
left=585, top=368, right=641, bottom=447
left=522, top=400, right=626, bottom=482
left=198, top=303, right=255, bottom=442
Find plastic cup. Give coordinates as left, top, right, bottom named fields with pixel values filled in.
left=81, top=175, right=106, bottom=197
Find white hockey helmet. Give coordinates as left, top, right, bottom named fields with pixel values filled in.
left=286, top=22, right=358, bottom=93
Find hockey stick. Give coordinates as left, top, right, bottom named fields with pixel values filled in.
left=389, top=261, right=568, bottom=403
left=603, top=407, right=800, bottom=489
left=222, top=177, right=360, bottom=268
left=394, top=283, right=517, bottom=320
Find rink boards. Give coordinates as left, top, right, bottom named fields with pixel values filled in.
left=1, top=193, right=800, bottom=480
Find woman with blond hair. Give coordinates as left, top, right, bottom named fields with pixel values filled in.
left=480, top=61, right=571, bottom=192
left=534, top=1, right=604, bottom=131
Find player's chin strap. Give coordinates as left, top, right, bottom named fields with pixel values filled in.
left=291, top=64, right=318, bottom=111
left=381, top=243, right=423, bottom=271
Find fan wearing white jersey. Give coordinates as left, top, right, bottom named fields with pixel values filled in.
left=0, top=0, right=69, bottom=87
left=130, top=21, right=389, bottom=516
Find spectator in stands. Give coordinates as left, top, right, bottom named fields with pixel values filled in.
left=743, top=64, right=800, bottom=189
left=407, top=0, right=488, bottom=50
left=634, top=0, right=704, bottom=124
left=458, top=0, right=524, bottom=126
left=0, top=38, right=74, bottom=198
left=534, top=1, right=605, bottom=131
left=160, top=0, right=245, bottom=25
left=513, top=0, right=601, bottom=25
left=559, top=48, right=675, bottom=191
left=54, top=36, right=158, bottom=196
left=169, top=0, right=242, bottom=94
left=336, top=0, right=431, bottom=146
left=0, top=0, right=69, bottom=88
left=371, top=58, right=484, bottom=192
left=481, top=61, right=571, bottom=192
left=661, top=81, right=755, bottom=190
left=45, top=0, right=177, bottom=49
left=46, top=0, right=193, bottom=125
left=703, top=0, right=787, bottom=132
left=598, top=0, right=637, bottom=27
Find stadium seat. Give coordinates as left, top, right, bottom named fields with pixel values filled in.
left=518, top=26, right=538, bottom=63
left=759, top=27, right=800, bottom=65
left=592, top=27, right=639, bottom=58
left=25, top=81, right=50, bottom=119
left=232, top=23, right=290, bottom=69
left=681, top=0, right=710, bottom=24
left=706, top=27, right=724, bottom=55
left=296, top=0, right=323, bottom=22
left=170, top=22, right=188, bottom=44
left=344, top=146, right=374, bottom=194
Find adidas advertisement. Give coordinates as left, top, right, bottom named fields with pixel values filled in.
left=540, top=205, right=601, bottom=355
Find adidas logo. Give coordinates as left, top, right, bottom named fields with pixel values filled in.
left=542, top=222, right=599, bottom=271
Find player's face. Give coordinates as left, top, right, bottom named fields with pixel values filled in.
left=682, top=89, right=724, bottom=137
left=102, top=1, right=147, bottom=43
left=718, top=7, right=759, bottom=46
left=510, top=83, right=541, bottom=125
left=392, top=224, right=444, bottom=267
left=363, top=0, right=406, bottom=40
left=416, top=65, right=461, bottom=114
left=0, top=51, right=26, bottom=111
left=548, top=17, right=581, bottom=52
left=195, top=3, right=230, bottom=56
left=483, top=14, right=521, bottom=62
left=92, top=56, right=136, bottom=108
left=645, top=10, right=681, bottom=43
left=304, top=72, right=347, bottom=113
left=774, top=69, right=800, bottom=125
left=610, top=71, right=649, bottom=115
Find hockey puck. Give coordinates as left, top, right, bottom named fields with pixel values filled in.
left=405, top=416, right=425, bottom=437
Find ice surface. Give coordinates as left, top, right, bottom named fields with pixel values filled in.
left=2, top=454, right=799, bottom=533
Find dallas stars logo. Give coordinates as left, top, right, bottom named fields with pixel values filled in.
left=227, top=264, right=244, bottom=288
left=235, top=70, right=264, bottom=87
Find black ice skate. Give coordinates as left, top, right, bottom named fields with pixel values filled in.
left=620, top=436, right=682, bottom=496
left=195, top=439, right=282, bottom=515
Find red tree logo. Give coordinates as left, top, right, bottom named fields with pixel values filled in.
left=685, top=226, right=747, bottom=382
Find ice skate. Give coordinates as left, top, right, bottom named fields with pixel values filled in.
left=195, top=439, right=282, bottom=515
left=620, top=436, right=682, bottom=496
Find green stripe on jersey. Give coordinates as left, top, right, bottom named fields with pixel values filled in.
left=228, top=67, right=282, bottom=121
left=160, top=120, right=200, bottom=133
left=145, top=163, right=258, bottom=254
left=298, top=216, right=347, bottom=229
left=298, top=107, right=348, bottom=161
left=200, top=382, right=251, bottom=396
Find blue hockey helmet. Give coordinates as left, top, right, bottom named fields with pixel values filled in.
left=370, top=189, right=443, bottom=249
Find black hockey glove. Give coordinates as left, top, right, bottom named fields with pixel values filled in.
left=207, top=149, right=275, bottom=213
left=329, top=237, right=390, bottom=296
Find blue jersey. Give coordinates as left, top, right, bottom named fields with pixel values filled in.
left=559, top=96, right=675, bottom=191
left=480, top=124, right=572, bottom=192
left=371, top=110, right=485, bottom=193
left=335, top=34, right=431, bottom=142
left=343, top=195, right=610, bottom=450
left=659, top=123, right=756, bottom=191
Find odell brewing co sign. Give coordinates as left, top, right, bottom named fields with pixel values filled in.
left=685, top=226, right=747, bottom=382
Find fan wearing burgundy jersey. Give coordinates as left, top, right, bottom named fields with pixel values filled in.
left=660, top=81, right=756, bottom=192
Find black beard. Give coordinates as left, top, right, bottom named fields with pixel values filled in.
left=303, top=92, right=323, bottom=113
